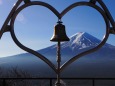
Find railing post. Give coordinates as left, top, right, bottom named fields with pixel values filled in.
left=3, top=79, right=6, bottom=86
left=92, top=79, right=95, bottom=86
left=50, top=78, right=52, bottom=86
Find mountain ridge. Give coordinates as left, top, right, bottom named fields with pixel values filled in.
left=1, top=32, right=113, bottom=58
left=0, top=32, right=115, bottom=78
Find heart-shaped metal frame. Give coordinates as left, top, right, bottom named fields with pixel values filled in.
left=10, top=0, right=110, bottom=73
left=0, top=0, right=115, bottom=84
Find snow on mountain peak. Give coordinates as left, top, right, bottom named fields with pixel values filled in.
left=61, top=32, right=100, bottom=50
left=69, top=32, right=85, bottom=38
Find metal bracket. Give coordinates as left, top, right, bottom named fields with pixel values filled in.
left=24, top=0, right=31, bottom=4
left=4, top=25, right=11, bottom=33
left=109, top=27, right=115, bottom=34
left=90, top=0, right=97, bottom=4
left=0, top=25, right=11, bottom=39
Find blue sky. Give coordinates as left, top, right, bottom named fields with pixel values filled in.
left=0, top=0, right=115, bottom=57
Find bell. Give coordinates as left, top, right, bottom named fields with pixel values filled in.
left=50, top=22, right=70, bottom=42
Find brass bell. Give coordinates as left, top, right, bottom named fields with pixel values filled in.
left=50, top=21, right=70, bottom=42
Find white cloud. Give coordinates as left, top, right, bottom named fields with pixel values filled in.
left=16, top=13, right=26, bottom=24
left=0, top=0, right=2, bottom=5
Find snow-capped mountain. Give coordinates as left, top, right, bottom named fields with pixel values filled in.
left=38, top=32, right=114, bottom=61
left=62, top=32, right=100, bottom=49
left=0, top=32, right=115, bottom=78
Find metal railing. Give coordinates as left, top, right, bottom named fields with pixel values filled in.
left=1, top=78, right=115, bottom=86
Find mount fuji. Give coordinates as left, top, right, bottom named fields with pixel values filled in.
left=0, top=32, right=115, bottom=78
